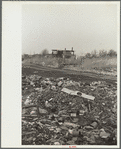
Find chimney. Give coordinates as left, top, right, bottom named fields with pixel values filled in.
left=72, top=47, right=73, bottom=51
left=65, top=48, right=66, bottom=51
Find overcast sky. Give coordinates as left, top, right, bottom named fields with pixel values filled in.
left=22, top=2, right=119, bottom=55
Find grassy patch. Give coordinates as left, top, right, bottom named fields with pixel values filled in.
left=80, top=56, right=117, bottom=71
left=23, top=55, right=117, bottom=75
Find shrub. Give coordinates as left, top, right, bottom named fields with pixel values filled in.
left=41, top=49, right=49, bottom=56
left=108, top=49, right=117, bottom=57
left=85, top=53, right=91, bottom=58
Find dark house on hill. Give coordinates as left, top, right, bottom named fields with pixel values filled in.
left=52, top=47, right=75, bottom=58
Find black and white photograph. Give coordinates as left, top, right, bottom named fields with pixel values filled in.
left=2, top=1, right=120, bottom=148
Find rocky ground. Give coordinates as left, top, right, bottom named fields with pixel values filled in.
left=22, top=67, right=117, bottom=145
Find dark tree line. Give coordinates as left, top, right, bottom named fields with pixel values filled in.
left=85, top=49, right=117, bottom=58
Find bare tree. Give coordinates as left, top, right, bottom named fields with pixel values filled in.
left=41, top=49, right=49, bottom=56
left=99, top=50, right=107, bottom=57
left=91, top=50, right=97, bottom=58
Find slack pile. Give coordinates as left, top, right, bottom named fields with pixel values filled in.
left=22, top=74, right=117, bottom=145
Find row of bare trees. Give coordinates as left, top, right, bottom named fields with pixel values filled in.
left=41, top=49, right=117, bottom=58
left=23, top=49, right=117, bottom=59
left=85, top=49, right=117, bottom=58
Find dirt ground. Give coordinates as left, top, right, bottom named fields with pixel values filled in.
left=22, top=64, right=117, bottom=85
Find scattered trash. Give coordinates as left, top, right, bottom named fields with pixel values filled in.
left=22, top=74, right=117, bottom=145
left=70, top=113, right=77, bottom=117
left=39, top=108, right=48, bottom=114
left=67, top=140, right=75, bottom=145
left=61, top=88, right=95, bottom=100
left=49, top=98, right=53, bottom=101
left=62, top=88, right=81, bottom=96
left=51, top=86, right=57, bottom=90
left=100, top=129, right=110, bottom=139
left=68, top=129, right=73, bottom=134
left=56, top=128, right=61, bottom=133
left=63, top=122, right=79, bottom=128
left=42, top=62, right=45, bottom=66
left=81, top=93, right=95, bottom=100
left=58, top=81, right=63, bottom=87
left=58, top=117, right=64, bottom=122
left=30, top=110, right=36, bottom=115
left=24, top=99, right=31, bottom=105
left=90, top=122, right=98, bottom=129
left=86, top=135, right=96, bottom=144
left=72, top=118, right=79, bottom=123
left=54, top=142, right=60, bottom=145
left=72, top=130, right=80, bottom=137
left=84, top=126, right=93, bottom=131
left=79, top=110, right=85, bottom=115
left=45, top=101, right=52, bottom=108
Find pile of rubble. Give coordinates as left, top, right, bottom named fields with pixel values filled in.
left=22, top=74, right=117, bottom=145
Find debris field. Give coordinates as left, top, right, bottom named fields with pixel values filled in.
left=22, top=70, right=117, bottom=145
